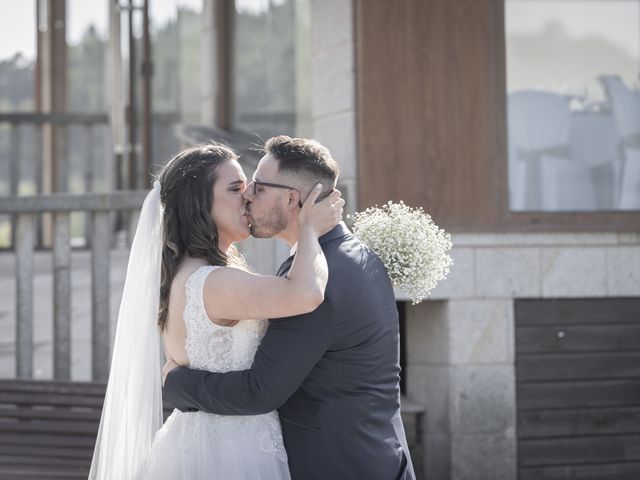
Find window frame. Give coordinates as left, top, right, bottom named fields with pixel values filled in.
left=496, top=0, right=640, bottom=231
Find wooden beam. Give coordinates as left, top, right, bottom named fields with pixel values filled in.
left=91, top=212, right=111, bottom=381
left=215, top=0, right=234, bottom=130
left=141, top=0, right=152, bottom=188
left=53, top=212, right=71, bottom=380
left=16, top=215, right=35, bottom=379
left=0, top=191, right=148, bottom=214
left=0, top=112, right=108, bottom=125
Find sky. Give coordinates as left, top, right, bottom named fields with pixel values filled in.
left=0, top=0, right=638, bottom=61
left=507, top=0, right=640, bottom=59
left=0, top=0, right=203, bottom=61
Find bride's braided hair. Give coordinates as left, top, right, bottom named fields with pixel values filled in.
left=156, top=143, right=244, bottom=330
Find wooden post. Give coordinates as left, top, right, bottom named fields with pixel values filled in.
left=34, top=124, right=44, bottom=248
left=9, top=124, right=20, bottom=249
left=50, top=0, right=68, bottom=194
left=215, top=0, right=234, bottom=130
left=108, top=0, right=124, bottom=191
left=38, top=0, right=68, bottom=247
left=127, top=0, right=138, bottom=190
left=53, top=211, right=71, bottom=379
left=141, top=0, right=152, bottom=188
left=9, top=124, right=20, bottom=195
left=91, top=211, right=111, bottom=380
left=16, top=214, right=35, bottom=379
left=84, top=125, right=95, bottom=246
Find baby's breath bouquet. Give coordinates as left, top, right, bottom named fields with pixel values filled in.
left=351, top=201, right=453, bottom=304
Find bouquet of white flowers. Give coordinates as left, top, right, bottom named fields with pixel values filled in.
left=351, top=201, right=453, bottom=304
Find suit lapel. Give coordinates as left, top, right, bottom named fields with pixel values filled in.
left=276, top=256, right=294, bottom=277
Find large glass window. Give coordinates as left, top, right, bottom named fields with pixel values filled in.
left=149, top=0, right=205, bottom=167
left=0, top=1, right=36, bottom=247
left=233, top=0, right=311, bottom=138
left=506, top=0, right=640, bottom=211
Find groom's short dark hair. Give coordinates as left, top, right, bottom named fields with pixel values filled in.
left=265, top=135, right=339, bottom=196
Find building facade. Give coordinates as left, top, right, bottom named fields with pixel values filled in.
left=301, top=1, right=640, bottom=479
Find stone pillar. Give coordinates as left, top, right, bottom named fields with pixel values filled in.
left=407, top=299, right=517, bottom=480
left=310, top=0, right=358, bottom=215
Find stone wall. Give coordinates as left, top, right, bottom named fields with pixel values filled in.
left=311, top=0, right=358, bottom=218
left=406, top=232, right=640, bottom=479
left=284, top=3, right=640, bottom=478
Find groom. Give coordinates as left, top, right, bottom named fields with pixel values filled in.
left=164, top=135, right=415, bottom=480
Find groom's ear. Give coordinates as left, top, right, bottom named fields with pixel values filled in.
left=287, top=190, right=301, bottom=209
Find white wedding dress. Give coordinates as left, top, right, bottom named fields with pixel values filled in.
left=141, top=265, right=291, bottom=479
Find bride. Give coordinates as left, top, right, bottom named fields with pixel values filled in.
left=89, top=143, right=344, bottom=479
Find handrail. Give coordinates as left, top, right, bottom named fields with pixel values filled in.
left=0, top=190, right=149, bottom=213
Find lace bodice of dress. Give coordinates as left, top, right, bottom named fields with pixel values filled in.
left=147, top=265, right=288, bottom=471
left=184, top=265, right=267, bottom=372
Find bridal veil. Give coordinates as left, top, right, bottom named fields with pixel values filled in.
left=89, top=181, right=164, bottom=479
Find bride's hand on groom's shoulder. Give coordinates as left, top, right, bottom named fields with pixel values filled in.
left=163, top=358, right=179, bottom=386
left=299, top=184, right=344, bottom=237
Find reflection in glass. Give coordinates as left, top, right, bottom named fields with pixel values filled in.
left=506, top=0, right=640, bottom=211
left=149, top=0, right=204, bottom=164
left=234, top=0, right=311, bottom=138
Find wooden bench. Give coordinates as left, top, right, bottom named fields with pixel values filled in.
left=0, top=379, right=425, bottom=478
left=0, top=379, right=106, bottom=479
left=0, top=379, right=179, bottom=479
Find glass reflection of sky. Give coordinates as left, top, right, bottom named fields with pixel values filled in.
left=0, top=0, right=205, bottom=61
left=507, top=0, right=640, bottom=58
left=506, top=0, right=640, bottom=94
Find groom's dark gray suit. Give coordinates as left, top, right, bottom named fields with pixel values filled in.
left=164, top=223, right=415, bottom=480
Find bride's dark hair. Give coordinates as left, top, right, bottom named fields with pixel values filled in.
left=156, top=143, right=243, bottom=330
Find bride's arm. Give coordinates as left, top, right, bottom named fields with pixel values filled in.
left=203, top=185, right=344, bottom=321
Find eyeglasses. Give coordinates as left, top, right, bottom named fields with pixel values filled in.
left=251, top=179, right=303, bottom=207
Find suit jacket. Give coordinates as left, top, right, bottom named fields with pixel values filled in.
left=164, top=223, right=415, bottom=480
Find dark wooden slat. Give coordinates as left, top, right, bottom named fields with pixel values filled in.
left=517, top=380, right=640, bottom=410
left=0, top=454, right=90, bottom=468
left=517, top=352, right=640, bottom=382
left=519, top=434, right=640, bottom=467
left=0, top=419, right=99, bottom=435
left=0, top=469, right=87, bottom=479
left=0, top=432, right=96, bottom=449
left=0, top=407, right=101, bottom=422
left=0, top=467, right=88, bottom=478
left=518, top=407, right=640, bottom=438
left=0, top=380, right=106, bottom=396
left=0, top=392, right=104, bottom=408
left=520, top=461, right=640, bottom=480
left=516, top=324, right=640, bottom=353
left=515, top=298, right=640, bottom=326
left=0, top=444, right=94, bottom=459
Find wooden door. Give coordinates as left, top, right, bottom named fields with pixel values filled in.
left=515, top=298, right=640, bottom=479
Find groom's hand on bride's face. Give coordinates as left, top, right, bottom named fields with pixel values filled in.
left=162, top=359, right=179, bottom=386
